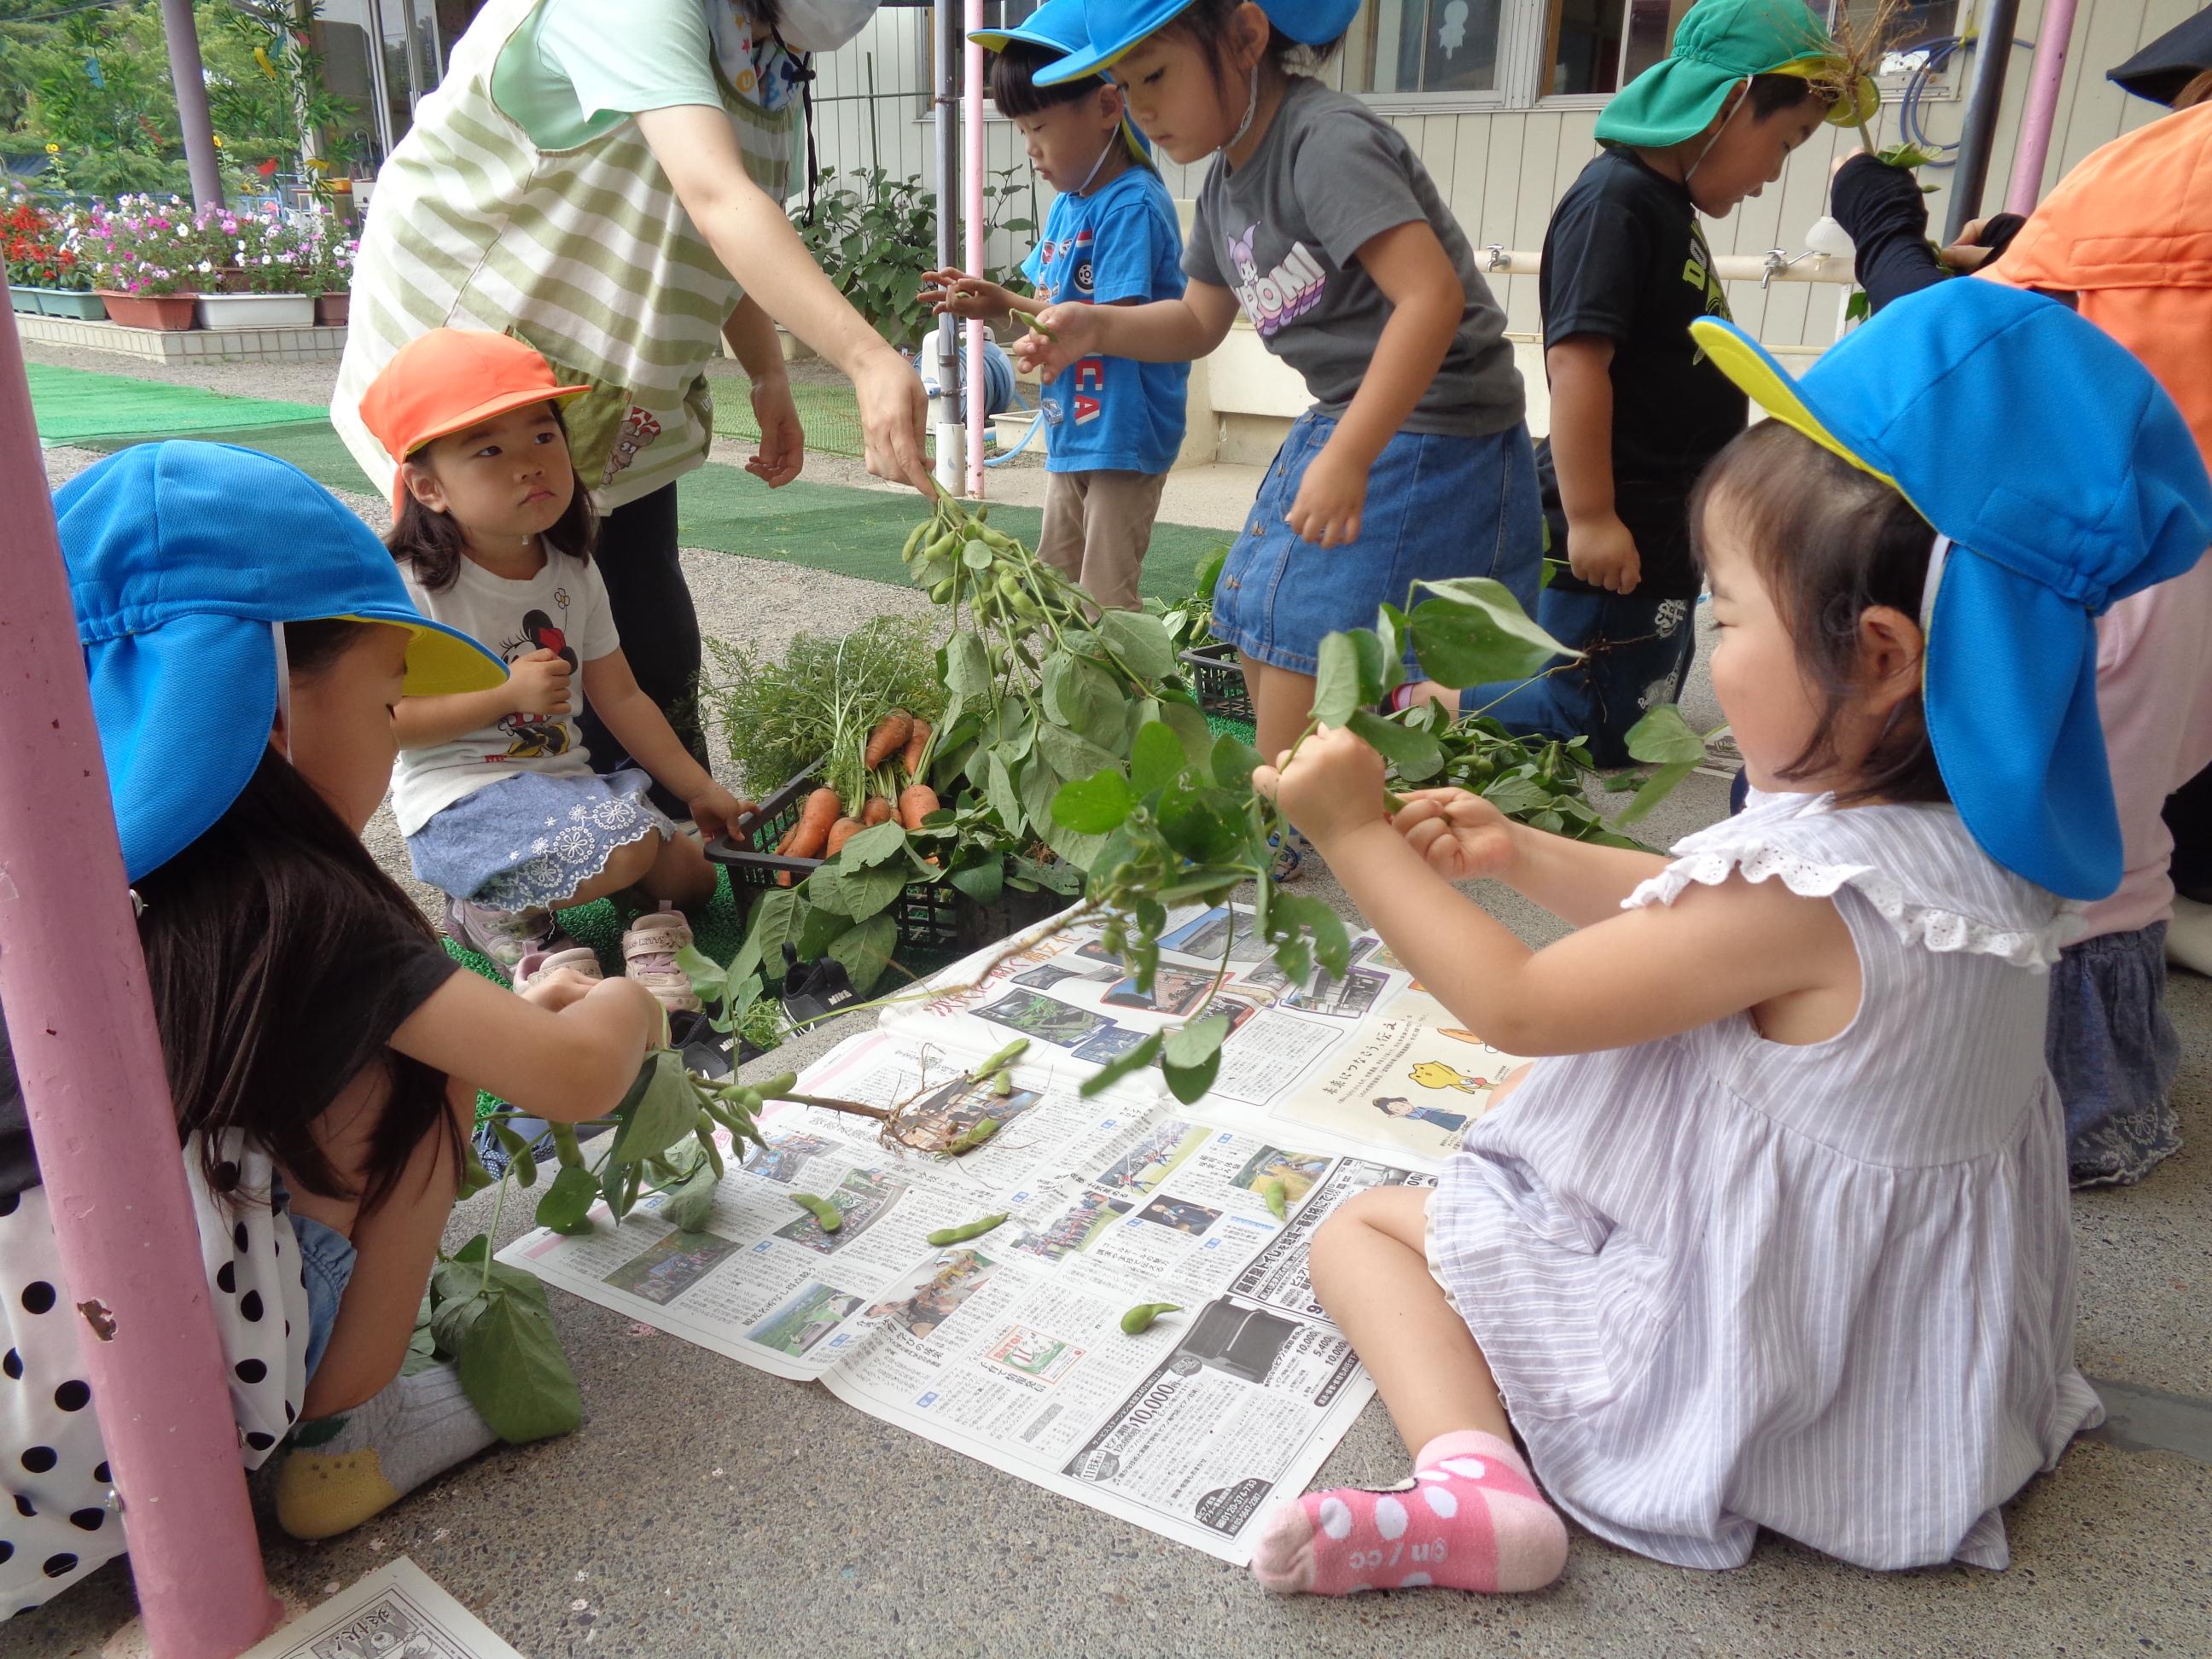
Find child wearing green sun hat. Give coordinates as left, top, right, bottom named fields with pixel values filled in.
left=1442, top=0, right=1874, bottom=767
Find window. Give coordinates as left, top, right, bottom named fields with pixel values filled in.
left=1539, top=1, right=1959, bottom=99
left=1342, top=0, right=1510, bottom=96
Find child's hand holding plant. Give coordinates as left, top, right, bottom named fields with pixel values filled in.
left=1390, top=788, right=1519, bottom=884
left=1253, top=723, right=1394, bottom=850
left=1012, top=301, right=1097, bottom=379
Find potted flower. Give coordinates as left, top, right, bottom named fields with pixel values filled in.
left=84, top=195, right=200, bottom=330
left=3, top=196, right=106, bottom=320
left=301, top=209, right=355, bottom=326
left=195, top=205, right=314, bottom=329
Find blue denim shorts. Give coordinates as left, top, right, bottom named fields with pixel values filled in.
left=1211, top=412, right=1543, bottom=675
left=290, top=1210, right=358, bottom=1381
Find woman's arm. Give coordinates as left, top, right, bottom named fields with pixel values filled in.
left=722, top=295, right=804, bottom=487
left=636, top=103, right=929, bottom=492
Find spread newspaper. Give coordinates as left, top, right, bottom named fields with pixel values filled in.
left=499, top=904, right=1527, bottom=1563
left=243, top=1559, right=525, bottom=1659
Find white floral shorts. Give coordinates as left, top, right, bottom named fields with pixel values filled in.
left=406, top=769, right=675, bottom=909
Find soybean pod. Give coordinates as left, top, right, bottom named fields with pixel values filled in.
left=942, top=1116, right=1000, bottom=1156
left=549, top=1122, right=585, bottom=1169
left=926, top=1213, right=1009, bottom=1247
left=790, top=1192, right=843, bottom=1232
left=972, top=1038, right=1031, bottom=1080
left=1258, top=1177, right=1288, bottom=1221
left=1119, top=1302, right=1183, bottom=1336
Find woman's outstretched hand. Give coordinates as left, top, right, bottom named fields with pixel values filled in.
left=853, top=345, right=934, bottom=494
left=1390, top=788, right=1518, bottom=884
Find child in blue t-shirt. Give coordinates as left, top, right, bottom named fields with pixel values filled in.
left=921, top=0, right=1187, bottom=610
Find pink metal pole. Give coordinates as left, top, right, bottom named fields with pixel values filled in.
left=964, top=0, right=987, bottom=498
left=2005, top=0, right=2081, bottom=216
left=0, top=292, right=279, bottom=1653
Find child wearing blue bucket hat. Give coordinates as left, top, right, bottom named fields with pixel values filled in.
left=920, top=0, right=1188, bottom=612
left=1016, top=0, right=1539, bottom=876
left=0, top=444, right=667, bottom=1615
left=1247, top=280, right=2212, bottom=1595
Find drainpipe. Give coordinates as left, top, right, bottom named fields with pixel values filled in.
left=1944, top=0, right=2025, bottom=241
left=2004, top=0, right=2081, bottom=215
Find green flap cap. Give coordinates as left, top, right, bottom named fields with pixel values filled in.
left=1593, top=0, right=1857, bottom=148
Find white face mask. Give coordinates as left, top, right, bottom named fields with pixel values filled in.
left=774, top=0, right=875, bottom=54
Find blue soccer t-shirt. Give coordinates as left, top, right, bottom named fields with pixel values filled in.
left=1020, top=165, right=1189, bottom=476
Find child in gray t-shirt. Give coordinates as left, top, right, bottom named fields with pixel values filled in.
left=1020, top=0, right=1540, bottom=878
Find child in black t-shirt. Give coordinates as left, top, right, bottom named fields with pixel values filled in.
left=1463, top=0, right=1866, bottom=765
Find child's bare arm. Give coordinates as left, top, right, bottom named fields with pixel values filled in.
left=393, top=681, right=525, bottom=750
left=391, top=969, right=662, bottom=1124
left=1018, top=279, right=1238, bottom=372
left=579, top=650, right=749, bottom=835
left=1260, top=727, right=1857, bottom=1055
left=1546, top=336, right=1642, bottom=595
left=918, top=270, right=1022, bottom=330
left=1391, top=787, right=1668, bottom=926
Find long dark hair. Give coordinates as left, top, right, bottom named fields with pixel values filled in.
left=385, top=403, right=597, bottom=592
left=132, top=620, right=461, bottom=1212
left=1691, top=422, right=1949, bottom=806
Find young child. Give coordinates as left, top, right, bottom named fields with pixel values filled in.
left=1016, top=0, right=1540, bottom=864
left=1829, top=97, right=2212, bottom=1185
left=0, top=443, right=666, bottom=1615
left=921, top=0, right=1188, bottom=612
left=1467, top=0, right=1870, bottom=767
left=1246, top=282, right=2212, bottom=1593
left=358, top=329, right=754, bottom=999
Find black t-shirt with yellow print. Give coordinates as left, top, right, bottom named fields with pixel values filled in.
left=1537, top=144, right=1749, bottom=598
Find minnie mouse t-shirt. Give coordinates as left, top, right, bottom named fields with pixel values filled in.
left=389, top=544, right=620, bottom=836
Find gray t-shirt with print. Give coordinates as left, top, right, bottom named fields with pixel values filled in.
left=1185, top=76, right=1522, bottom=437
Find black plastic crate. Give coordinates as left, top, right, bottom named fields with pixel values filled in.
left=707, top=762, right=1070, bottom=962
left=1179, top=640, right=1253, bottom=722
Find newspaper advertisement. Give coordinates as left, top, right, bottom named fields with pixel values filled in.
left=499, top=905, right=1526, bottom=1563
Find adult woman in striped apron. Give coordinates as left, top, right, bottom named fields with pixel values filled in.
left=335, top=0, right=924, bottom=811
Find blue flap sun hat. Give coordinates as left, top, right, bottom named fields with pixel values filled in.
left=1688, top=282, right=2212, bottom=902
left=55, top=441, right=507, bottom=882
left=1036, top=0, right=1361, bottom=87
left=971, top=0, right=1154, bottom=167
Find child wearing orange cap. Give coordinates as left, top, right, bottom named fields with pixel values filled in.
left=358, top=329, right=754, bottom=1003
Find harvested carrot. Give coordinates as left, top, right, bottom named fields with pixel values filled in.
left=899, top=719, right=933, bottom=778
left=898, top=783, right=941, bottom=830
left=825, top=816, right=867, bottom=856
left=783, top=787, right=844, bottom=859
left=864, top=712, right=913, bottom=769
left=862, top=795, right=894, bottom=826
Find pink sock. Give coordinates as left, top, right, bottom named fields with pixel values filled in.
left=1250, top=1429, right=1568, bottom=1596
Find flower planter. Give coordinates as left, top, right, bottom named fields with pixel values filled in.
left=196, top=291, right=313, bottom=329
left=96, top=291, right=198, bottom=331
left=313, top=291, right=350, bottom=327
left=29, top=288, right=108, bottom=321
left=9, top=289, right=40, bottom=316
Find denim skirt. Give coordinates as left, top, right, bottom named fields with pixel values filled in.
left=407, top=767, right=673, bottom=909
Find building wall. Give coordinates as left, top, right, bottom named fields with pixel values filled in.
left=806, top=0, right=2193, bottom=451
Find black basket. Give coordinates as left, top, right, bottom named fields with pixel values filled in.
left=707, top=763, right=1070, bottom=962
left=1178, top=640, right=1252, bottom=722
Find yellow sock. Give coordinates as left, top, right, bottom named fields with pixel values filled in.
left=274, top=1445, right=403, bottom=1541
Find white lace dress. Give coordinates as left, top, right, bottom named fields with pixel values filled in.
left=1427, top=788, right=2104, bottom=1572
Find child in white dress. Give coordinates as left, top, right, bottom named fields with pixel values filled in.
left=1249, top=280, right=2212, bottom=1592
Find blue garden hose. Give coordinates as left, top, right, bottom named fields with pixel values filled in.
left=1898, top=33, right=2039, bottom=168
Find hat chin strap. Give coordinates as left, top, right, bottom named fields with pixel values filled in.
left=1682, top=84, right=1745, bottom=193
left=1071, top=131, right=1119, bottom=195
left=1920, top=534, right=1953, bottom=635
left=271, top=620, right=292, bottom=762
left=1220, top=66, right=1260, bottom=157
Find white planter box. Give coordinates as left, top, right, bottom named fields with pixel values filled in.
left=196, top=292, right=314, bottom=330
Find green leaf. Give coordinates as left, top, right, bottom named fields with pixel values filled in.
left=1157, top=698, right=1215, bottom=767
left=658, top=1160, right=719, bottom=1233
left=610, top=1050, right=698, bottom=1165
left=1159, top=780, right=1245, bottom=864
left=1094, top=608, right=1178, bottom=679
left=1036, top=722, right=1122, bottom=785
left=1041, top=818, right=1110, bottom=873
left=838, top=822, right=910, bottom=868
left=833, top=859, right=910, bottom=923
left=457, top=1289, right=584, bottom=1444
left=1211, top=733, right=1263, bottom=791
left=1272, top=894, right=1352, bottom=981
left=431, top=1289, right=487, bottom=1357
left=1623, top=703, right=1708, bottom=767
left=825, top=912, right=898, bottom=996
left=1311, top=630, right=1377, bottom=728
left=1129, top=721, right=1186, bottom=798
left=1161, top=1050, right=1222, bottom=1105
left=944, top=632, right=992, bottom=696
left=450, top=1234, right=492, bottom=1267
left=1408, top=577, right=1577, bottom=687
left=673, top=945, right=728, bottom=1008
left=730, top=885, right=804, bottom=986
left=982, top=750, right=1023, bottom=831
left=1076, top=1030, right=1165, bottom=1097
left=534, top=1164, right=600, bottom=1233
left=1615, top=760, right=1699, bottom=826
left=1052, top=769, right=1138, bottom=834
left=1043, top=652, right=1125, bottom=749
left=1481, top=773, right=1562, bottom=816
left=1163, top=1013, right=1231, bottom=1069
left=947, top=857, right=1005, bottom=905
left=1347, top=709, right=1447, bottom=783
